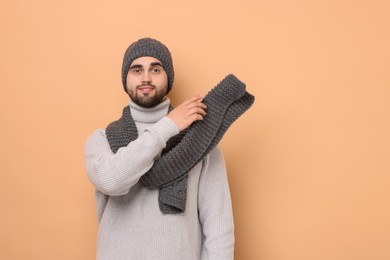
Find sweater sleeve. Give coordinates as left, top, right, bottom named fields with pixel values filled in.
left=198, top=147, right=235, bottom=260
left=84, top=117, right=179, bottom=196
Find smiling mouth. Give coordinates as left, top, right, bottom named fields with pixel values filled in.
left=137, top=85, right=155, bottom=94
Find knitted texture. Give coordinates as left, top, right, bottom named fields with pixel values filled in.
left=106, top=74, right=255, bottom=214
left=141, top=75, right=252, bottom=186
left=106, top=104, right=178, bottom=154
left=105, top=107, right=139, bottom=154
left=121, top=38, right=174, bottom=94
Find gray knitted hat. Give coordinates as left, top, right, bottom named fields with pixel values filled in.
left=121, top=38, right=174, bottom=94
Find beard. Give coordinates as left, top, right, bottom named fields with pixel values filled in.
left=128, top=84, right=167, bottom=108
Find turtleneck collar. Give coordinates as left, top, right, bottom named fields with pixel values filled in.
left=129, top=98, right=170, bottom=123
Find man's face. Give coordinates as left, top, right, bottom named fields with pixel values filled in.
left=126, top=56, right=169, bottom=108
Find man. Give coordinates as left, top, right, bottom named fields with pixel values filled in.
left=84, top=38, right=235, bottom=260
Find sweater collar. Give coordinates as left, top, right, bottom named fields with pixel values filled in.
left=129, top=98, right=170, bottom=123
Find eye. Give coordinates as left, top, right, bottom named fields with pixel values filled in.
left=151, top=67, right=161, bottom=73
left=131, top=68, right=142, bottom=74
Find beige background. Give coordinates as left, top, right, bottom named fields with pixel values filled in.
left=1, top=0, right=389, bottom=259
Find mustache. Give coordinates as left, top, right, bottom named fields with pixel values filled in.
left=137, top=83, right=156, bottom=88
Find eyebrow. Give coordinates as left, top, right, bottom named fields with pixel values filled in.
left=129, top=64, right=142, bottom=70
left=129, top=62, right=163, bottom=70
left=150, top=62, right=163, bottom=67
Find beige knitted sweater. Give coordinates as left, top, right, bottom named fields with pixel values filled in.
left=84, top=99, right=235, bottom=260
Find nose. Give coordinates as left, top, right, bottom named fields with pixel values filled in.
left=141, top=71, right=151, bottom=84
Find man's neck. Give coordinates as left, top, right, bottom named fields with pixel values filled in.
left=129, top=98, right=170, bottom=123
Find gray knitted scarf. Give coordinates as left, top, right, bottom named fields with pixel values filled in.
left=106, top=74, right=255, bottom=214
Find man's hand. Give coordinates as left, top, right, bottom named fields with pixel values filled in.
left=167, top=95, right=207, bottom=131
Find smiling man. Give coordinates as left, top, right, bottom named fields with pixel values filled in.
left=84, top=38, right=235, bottom=260
left=126, top=56, right=169, bottom=108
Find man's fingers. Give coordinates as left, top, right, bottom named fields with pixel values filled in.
left=189, top=106, right=206, bottom=116
left=185, top=98, right=207, bottom=109
left=183, top=95, right=203, bottom=105
left=167, top=95, right=208, bottom=131
left=187, top=113, right=204, bottom=124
